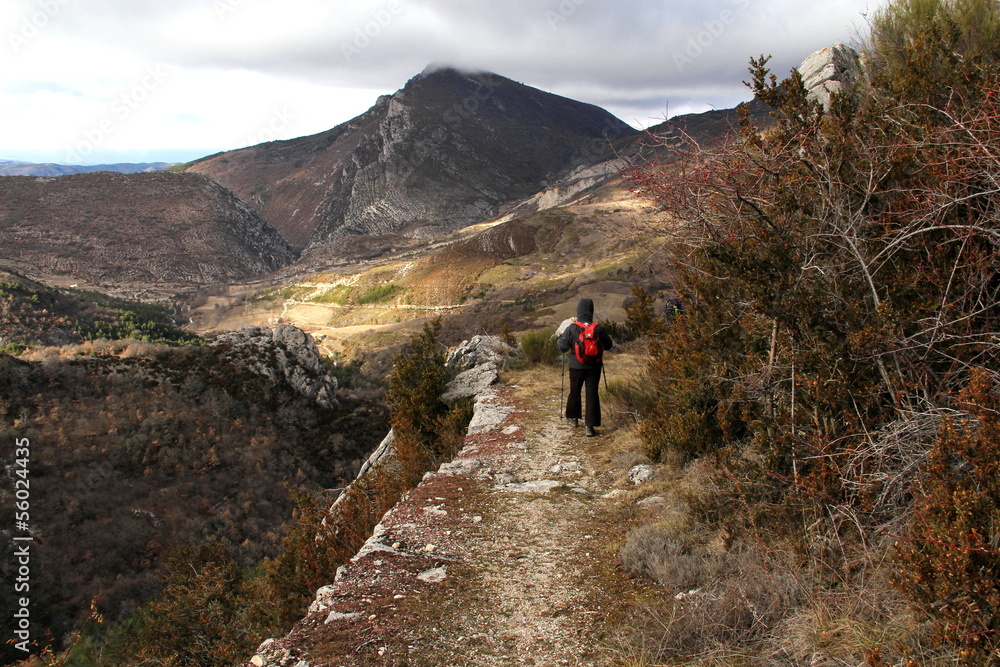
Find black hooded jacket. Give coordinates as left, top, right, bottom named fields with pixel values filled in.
left=557, top=298, right=614, bottom=370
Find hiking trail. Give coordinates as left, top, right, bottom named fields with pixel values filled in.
left=251, top=366, right=658, bottom=667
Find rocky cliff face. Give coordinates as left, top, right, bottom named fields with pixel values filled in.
left=214, top=324, right=338, bottom=408
left=0, top=171, right=295, bottom=286
left=185, top=68, right=636, bottom=258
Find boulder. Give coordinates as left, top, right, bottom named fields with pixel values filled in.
left=446, top=335, right=519, bottom=371
left=442, top=361, right=500, bottom=401
left=214, top=325, right=337, bottom=408
left=466, top=388, right=515, bottom=434
left=797, top=42, right=863, bottom=110
left=629, top=464, right=657, bottom=486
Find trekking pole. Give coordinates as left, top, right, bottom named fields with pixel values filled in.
left=560, top=352, right=566, bottom=419
left=602, top=363, right=614, bottom=420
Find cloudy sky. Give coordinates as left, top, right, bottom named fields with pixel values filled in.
left=1, top=0, right=878, bottom=165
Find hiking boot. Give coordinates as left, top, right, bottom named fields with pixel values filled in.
left=586, top=426, right=597, bottom=437
left=570, top=418, right=579, bottom=428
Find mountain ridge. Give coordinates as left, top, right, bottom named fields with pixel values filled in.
left=184, top=67, right=637, bottom=256
left=0, top=159, right=175, bottom=176
left=0, top=171, right=295, bottom=291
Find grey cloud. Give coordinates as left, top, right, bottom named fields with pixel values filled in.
left=38, top=0, right=876, bottom=122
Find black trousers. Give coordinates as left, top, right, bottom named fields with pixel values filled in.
left=566, top=366, right=602, bottom=427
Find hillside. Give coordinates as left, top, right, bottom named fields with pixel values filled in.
left=0, top=171, right=295, bottom=293
left=0, top=326, right=387, bottom=665
left=184, top=68, right=637, bottom=256
left=0, top=271, right=203, bottom=351
left=186, top=182, right=669, bottom=360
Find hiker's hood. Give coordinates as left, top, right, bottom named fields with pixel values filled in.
left=576, top=298, right=594, bottom=323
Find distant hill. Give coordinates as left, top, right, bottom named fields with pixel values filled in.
left=0, top=271, right=198, bottom=350
left=0, top=159, right=175, bottom=176
left=185, top=67, right=637, bottom=256
left=0, top=171, right=295, bottom=287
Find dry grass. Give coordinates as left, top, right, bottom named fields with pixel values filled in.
left=443, top=340, right=943, bottom=665
left=603, top=345, right=659, bottom=428
left=609, top=427, right=939, bottom=666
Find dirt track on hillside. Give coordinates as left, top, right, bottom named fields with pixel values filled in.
left=252, top=370, right=657, bottom=667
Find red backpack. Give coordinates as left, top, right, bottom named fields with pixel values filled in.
left=574, top=322, right=604, bottom=365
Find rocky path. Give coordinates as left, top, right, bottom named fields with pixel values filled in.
left=252, top=371, right=650, bottom=667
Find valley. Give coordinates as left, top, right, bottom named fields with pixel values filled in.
left=187, top=186, right=669, bottom=356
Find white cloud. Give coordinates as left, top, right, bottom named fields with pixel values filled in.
left=0, top=0, right=881, bottom=164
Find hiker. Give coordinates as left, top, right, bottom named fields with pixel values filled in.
left=557, top=298, right=614, bottom=437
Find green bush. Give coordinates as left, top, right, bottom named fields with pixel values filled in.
left=867, top=0, right=1000, bottom=107
left=74, top=307, right=202, bottom=345
left=624, top=0, right=1000, bottom=660
left=357, top=283, right=404, bottom=305
left=106, top=544, right=273, bottom=667
left=519, top=327, right=559, bottom=365
left=387, top=318, right=470, bottom=483
left=310, top=284, right=352, bottom=305
left=623, top=284, right=667, bottom=340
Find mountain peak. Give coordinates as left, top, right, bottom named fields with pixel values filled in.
left=186, top=68, right=636, bottom=259
left=415, top=63, right=490, bottom=80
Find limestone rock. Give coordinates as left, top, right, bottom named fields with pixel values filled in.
left=446, top=334, right=520, bottom=371
left=325, top=611, right=363, bottom=624
left=629, top=464, right=656, bottom=486
left=797, top=42, right=863, bottom=110
left=505, top=479, right=565, bottom=493
left=351, top=523, right=398, bottom=562
left=417, top=566, right=448, bottom=583
left=213, top=325, right=337, bottom=408
left=442, top=361, right=500, bottom=401
left=467, top=388, right=515, bottom=434
left=437, top=457, right=483, bottom=477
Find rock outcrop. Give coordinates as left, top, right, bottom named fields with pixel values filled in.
left=213, top=324, right=337, bottom=408
left=330, top=335, right=517, bottom=513
left=445, top=334, right=520, bottom=372
left=247, top=336, right=521, bottom=666
left=797, top=42, right=864, bottom=110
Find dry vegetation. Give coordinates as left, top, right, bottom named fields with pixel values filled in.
left=190, top=195, right=660, bottom=360
left=0, top=326, right=388, bottom=666
left=610, top=1, right=1000, bottom=663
